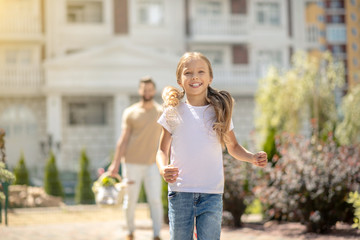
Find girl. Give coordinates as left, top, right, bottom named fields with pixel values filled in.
left=156, top=52, right=267, bottom=240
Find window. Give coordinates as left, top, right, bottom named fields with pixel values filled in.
left=233, top=45, right=248, bottom=64
left=257, top=50, right=282, bottom=77
left=326, top=25, right=346, bottom=43
left=354, top=73, right=359, bottom=82
left=256, top=2, right=280, bottom=26
left=67, top=0, right=103, bottom=23
left=329, top=0, right=343, bottom=8
left=353, top=43, right=358, bottom=51
left=5, top=49, right=32, bottom=65
left=328, top=15, right=343, bottom=23
left=353, top=58, right=358, bottom=66
left=199, top=50, right=224, bottom=65
left=352, top=28, right=357, bottom=36
left=332, top=45, right=345, bottom=54
left=137, top=0, right=164, bottom=26
left=0, top=105, right=37, bottom=138
left=351, top=13, right=356, bottom=21
left=69, top=101, right=106, bottom=125
left=197, top=0, right=222, bottom=16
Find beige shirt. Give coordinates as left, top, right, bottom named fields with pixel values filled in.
left=122, top=102, right=163, bottom=165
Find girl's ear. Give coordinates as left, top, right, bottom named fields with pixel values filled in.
left=177, top=81, right=183, bottom=88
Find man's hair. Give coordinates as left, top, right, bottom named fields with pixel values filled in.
left=139, top=76, right=156, bottom=88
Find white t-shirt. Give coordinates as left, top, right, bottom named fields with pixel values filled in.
left=157, top=102, right=233, bottom=194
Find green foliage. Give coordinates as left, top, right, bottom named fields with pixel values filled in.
left=162, top=179, right=169, bottom=224
left=348, top=191, right=360, bottom=229
left=99, top=176, right=119, bottom=187
left=138, top=183, right=147, bottom=203
left=0, top=162, right=15, bottom=200
left=256, top=51, right=344, bottom=146
left=245, top=198, right=263, bottom=215
left=262, top=127, right=279, bottom=165
left=223, top=153, right=259, bottom=227
left=13, top=152, right=30, bottom=185
left=257, top=134, right=360, bottom=233
left=75, top=149, right=95, bottom=204
left=44, top=151, right=64, bottom=198
left=336, top=85, right=360, bottom=145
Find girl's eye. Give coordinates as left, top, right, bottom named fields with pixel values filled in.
left=184, top=72, right=191, bottom=75
left=199, top=71, right=205, bottom=74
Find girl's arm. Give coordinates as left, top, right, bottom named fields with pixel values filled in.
left=225, top=130, right=267, bottom=167
left=156, top=127, right=179, bottom=183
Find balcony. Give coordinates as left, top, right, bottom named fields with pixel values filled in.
left=306, top=24, right=321, bottom=45
left=0, top=0, right=43, bottom=40
left=0, top=66, right=44, bottom=93
left=189, top=15, right=249, bottom=40
left=211, top=66, right=259, bottom=94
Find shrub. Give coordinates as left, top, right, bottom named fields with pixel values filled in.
left=44, top=151, right=64, bottom=198
left=348, top=191, right=360, bottom=229
left=257, top=134, right=360, bottom=233
left=0, top=162, right=15, bottom=200
left=13, top=153, right=30, bottom=185
left=223, top=152, right=259, bottom=227
left=75, top=149, right=95, bottom=204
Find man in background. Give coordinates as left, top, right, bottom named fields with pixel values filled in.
left=108, top=77, right=163, bottom=240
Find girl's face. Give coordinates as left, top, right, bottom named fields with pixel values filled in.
left=178, top=58, right=212, bottom=100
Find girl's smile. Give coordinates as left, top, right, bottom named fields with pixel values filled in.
left=189, top=82, right=203, bottom=88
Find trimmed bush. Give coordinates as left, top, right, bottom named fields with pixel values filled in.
left=75, top=149, right=95, bottom=204
left=13, top=153, right=30, bottom=185
left=257, top=134, right=360, bottom=233
left=44, top=151, right=64, bottom=198
left=223, top=152, right=259, bottom=227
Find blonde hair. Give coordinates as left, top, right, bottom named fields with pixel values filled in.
left=162, top=52, right=234, bottom=146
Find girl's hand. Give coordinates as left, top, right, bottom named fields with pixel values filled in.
left=161, top=165, right=179, bottom=183
left=252, top=151, right=268, bottom=168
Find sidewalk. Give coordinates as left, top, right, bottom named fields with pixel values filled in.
left=1, top=204, right=358, bottom=240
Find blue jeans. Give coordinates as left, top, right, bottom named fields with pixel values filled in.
left=168, top=192, right=223, bottom=240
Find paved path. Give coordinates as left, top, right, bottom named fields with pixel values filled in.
left=1, top=205, right=358, bottom=240
left=1, top=221, right=293, bottom=240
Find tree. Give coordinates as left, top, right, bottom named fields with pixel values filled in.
left=335, top=85, right=360, bottom=145
left=255, top=51, right=344, bottom=151
left=44, top=151, right=64, bottom=198
left=75, top=149, right=95, bottom=204
left=13, top=152, right=30, bottom=185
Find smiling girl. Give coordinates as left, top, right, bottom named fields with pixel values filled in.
left=156, top=52, right=267, bottom=240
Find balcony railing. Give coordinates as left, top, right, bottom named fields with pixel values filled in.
left=0, top=0, right=42, bottom=35
left=306, top=24, right=321, bottom=44
left=190, top=15, right=249, bottom=37
left=0, top=16, right=42, bottom=35
left=0, top=66, right=44, bottom=89
left=211, top=67, right=259, bottom=92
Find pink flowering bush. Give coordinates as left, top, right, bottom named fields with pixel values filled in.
left=223, top=152, right=260, bottom=227
left=257, top=134, right=360, bottom=233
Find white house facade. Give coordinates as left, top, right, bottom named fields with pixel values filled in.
left=0, top=0, right=325, bottom=185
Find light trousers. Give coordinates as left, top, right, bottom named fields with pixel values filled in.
left=122, top=163, right=163, bottom=237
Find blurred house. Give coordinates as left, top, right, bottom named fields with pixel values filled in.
left=0, top=0, right=358, bottom=183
